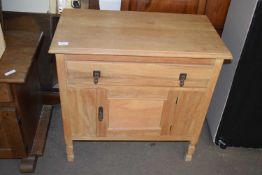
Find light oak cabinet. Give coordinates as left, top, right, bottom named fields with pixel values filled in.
left=49, top=9, right=232, bottom=162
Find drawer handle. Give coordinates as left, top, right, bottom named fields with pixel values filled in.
left=98, top=106, right=103, bottom=121
left=93, top=70, right=101, bottom=84
left=179, top=73, right=187, bottom=87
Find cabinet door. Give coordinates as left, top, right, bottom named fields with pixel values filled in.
left=0, top=108, right=26, bottom=158
left=96, top=87, right=179, bottom=137
left=67, top=88, right=97, bottom=138
left=170, top=91, right=204, bottom=138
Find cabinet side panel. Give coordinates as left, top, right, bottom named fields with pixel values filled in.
left=56, top=54, right=73, bottom=143
left=191, top=59, right=223, bottom=144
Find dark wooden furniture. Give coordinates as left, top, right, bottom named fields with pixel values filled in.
left=3, top=12, right=57, bottom=91
left=120, top=0, right=231, bottom=33
left=89, top=0, right=231, bottom=34
left=205, top=0, right=231, bottom=33
left=2, top=12, right=61, bottom=105
left=0, top=31, right=52, bottom=173
left=121, top=0, right=207, bottom=14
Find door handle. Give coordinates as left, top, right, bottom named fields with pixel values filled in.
left=93, top=70, right=101, bottom=84
left=98, top=106, right=103, bottom=121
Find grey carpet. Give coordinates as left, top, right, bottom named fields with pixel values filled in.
left=0, top=105, right=261, bottom=175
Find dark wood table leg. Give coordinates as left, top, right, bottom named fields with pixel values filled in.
left=20, top=105, right=53, bottom=173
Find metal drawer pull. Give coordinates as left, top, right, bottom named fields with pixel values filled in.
left=98, top=106, right=103, bottom=121
left=179, top=73, right=187, bottom=87
left=93, top=70, right=101, bottom=84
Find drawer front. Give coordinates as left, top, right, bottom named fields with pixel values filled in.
left=0, top=84, right=13, bottom=103
left=66, top=61, right=214, bottom=88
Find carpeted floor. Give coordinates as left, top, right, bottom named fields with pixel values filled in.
left=0, top=105, right=262, bottom=175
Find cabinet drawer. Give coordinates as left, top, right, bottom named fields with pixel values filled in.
left=66, top=61, right=214, bottom=88
left=0, top=84, right=13, bottom=102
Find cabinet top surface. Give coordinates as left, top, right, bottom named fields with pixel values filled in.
left=49, top=9, right=232, bottom=59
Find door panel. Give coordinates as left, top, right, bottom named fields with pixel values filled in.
left=171, top=91, right=204, bottom=138
left=67, top=88, right=97, bottom=138
left=108, top=99, right=163, bottom=130
left=97, top=86, right=178, bottom=137
left=0, top=107, right=26, bottom=158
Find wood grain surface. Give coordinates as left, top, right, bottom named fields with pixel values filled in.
left=52, top=9, right=232, bottom=161
left=0, top=107, right=26, bottom=158
left=0, top=83, right=12, bottom=102
left=49, top=9, right=232, bottom=59
left=66, top=60, right=213, bottom=88
left=0, top=31, right=43, bottom=83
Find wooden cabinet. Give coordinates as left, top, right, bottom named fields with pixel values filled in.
left=0, top=32, right=43, bottom=159
left=49, top=9, right=232, bottom=162
left=0, top=31, right=52, bottom=173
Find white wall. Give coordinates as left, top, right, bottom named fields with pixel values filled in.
left=2, top=0, right=50, bottom=13
left=207, top=0, right=258, bottom=141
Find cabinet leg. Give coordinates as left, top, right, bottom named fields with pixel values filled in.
left=185, top=143, right=195, bottom=161
left=66, top=143, right=74, bottom=162
left=20, top=156, right=38, bottom=173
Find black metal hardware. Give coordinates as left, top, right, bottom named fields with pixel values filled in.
left=218, top=138, right=227, bottom=149
left=93, top=70, right=101, bottom=84
left=179, top=73, right=187, bottom=87
left=98, top=106, right=103, bottom=121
